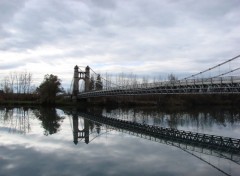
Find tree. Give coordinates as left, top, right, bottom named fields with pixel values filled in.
left=0, top=71, right=34, bottom=94
left=168, top=73, right=178, bottom=83
left=1, top=76, right=11, bottom=93
left=89, top=75, right=95, bottom=91
left=36, top=74, right=63, bottom=104
left=142, top=76, right=149, bottom=87
left=95, top=74, right=103, bottom=90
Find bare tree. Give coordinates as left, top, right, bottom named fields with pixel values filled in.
left=15, top=73, right=20, bottom=93
left=1, top=76, right=11, bottom=93
left=95, top=74, right=103, bottom=90
left=27, top=72, right=33, bottom=93
left=142, top=76, right=149, bottom=87
left=20, top=71, right=32, bottom=94
left=168, top=73, right=178, bottom=83
left=9, top=72, right=15, bottom=93
left=89, top=75, right=95, bottom=91
left=129, top=73, right=138, bottom=88
left=0, top=71, right=34, bottom=94
left=104, top=72, right=111, bottom=89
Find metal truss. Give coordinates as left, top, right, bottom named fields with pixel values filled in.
left=77, top=76, right=240, bottom=98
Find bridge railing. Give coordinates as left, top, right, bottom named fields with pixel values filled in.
left=77, top=76, right=240, bottom=96
left=100, top=76, right=240, bottom=91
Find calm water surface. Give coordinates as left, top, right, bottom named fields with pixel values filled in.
left=0, top=106, right=240, bottom=176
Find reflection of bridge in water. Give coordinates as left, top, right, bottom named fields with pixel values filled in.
left=72, top=112, right=240, bottom=165
left=72, top=111, right=240, bottom=175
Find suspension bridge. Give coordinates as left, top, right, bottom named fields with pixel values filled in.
left=70, top=54, right=240, bottom=99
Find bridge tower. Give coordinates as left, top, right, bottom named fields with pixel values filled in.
left=72, top=65, right=90, bottom=97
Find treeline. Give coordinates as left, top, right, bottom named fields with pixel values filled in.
left=88, top=72, right=178, bottom=90
left=0, top=70, right=180, bottom=105
left=0, top=72, right=65, bottom=105
left=0, top=71, right=34, bottom=94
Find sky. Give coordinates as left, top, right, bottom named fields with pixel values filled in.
left=0, top=0, right=240, bottom=89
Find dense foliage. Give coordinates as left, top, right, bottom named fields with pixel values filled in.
left=37, top=74, right=63, bottom=104
left=95, top=74, right=103, bottom=90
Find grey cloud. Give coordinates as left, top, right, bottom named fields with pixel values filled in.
left=0, top=0, right=27, bottom=24
left=0, top=62, right=26, bottom=70
left=179, top=0, right=240, bottom=20
left=88, top=0, right=117, bottom=10
left=0, top=0, right=239, bottom=78
left=0, top=0, right=89, bottom=51
left=0, top=0, right=178, bottom=51
left=0, top=0, right=27, bottom=40
left=0, top=57, right=41, bottom=70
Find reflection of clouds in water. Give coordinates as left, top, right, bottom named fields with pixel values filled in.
left=0, top=132, right=238, bottom=176
left=1, top=107, right=240, bottom=175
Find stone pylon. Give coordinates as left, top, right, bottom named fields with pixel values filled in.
left=73, top=65, right=79, bottom=96
left=72, top=65, right=91, bottom=99
left=85, top=66, right=90, bottom=92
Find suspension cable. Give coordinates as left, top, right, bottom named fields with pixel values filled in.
left=89, top=67, right=120, bottom=87
left=210, top=67, right=240, bottom=78
left=182, top=54, right=240, bottom=80
left=70, top=77, right=74, bottom=94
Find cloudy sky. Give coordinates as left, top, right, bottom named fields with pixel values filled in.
left=0, top=0, right=240, bottom=88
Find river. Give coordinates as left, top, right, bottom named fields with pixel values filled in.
left=0, top=106, right=240, bottom=176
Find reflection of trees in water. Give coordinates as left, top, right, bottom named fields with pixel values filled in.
left=0, top=107, right=65, bottom=135
left=0, top=107, right=31, bottom=134
left=96, top=107, right=240, bottom=130
left=87, top=120, right=101, bottom=134
left=34, top=107, right=64, bottom=136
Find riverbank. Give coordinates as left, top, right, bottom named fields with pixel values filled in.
left=1, top=94, right=240, bottom=108
left=84, top=94, right=240, bottom=107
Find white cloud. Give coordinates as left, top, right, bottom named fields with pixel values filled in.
left=0, top=0, right=240, bottom=89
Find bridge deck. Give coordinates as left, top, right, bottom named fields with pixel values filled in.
left=77, top=76, right=240, bottom=98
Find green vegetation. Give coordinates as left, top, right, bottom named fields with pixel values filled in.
left=36, top=74, right=64, bottom=105
left=95, top=74, right=103, bottom=90
left=0, top=71, right=240, bottom=107
left=0, top=72, right=69, bottom=106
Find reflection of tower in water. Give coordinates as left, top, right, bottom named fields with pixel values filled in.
left=73, top=115, right=89, bottom=145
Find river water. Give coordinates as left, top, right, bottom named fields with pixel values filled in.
left=0, top=106, right=240, bottom=176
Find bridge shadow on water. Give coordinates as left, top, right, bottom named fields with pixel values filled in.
left=70, top=109, right=240, bottom=176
